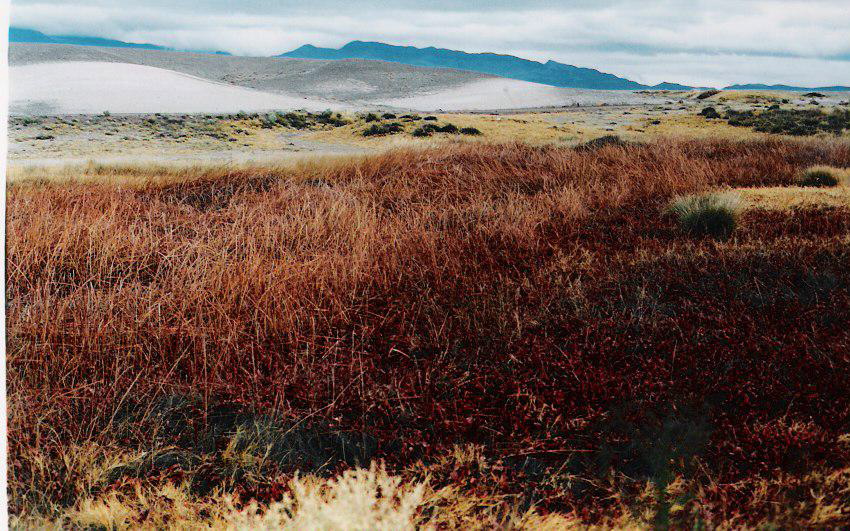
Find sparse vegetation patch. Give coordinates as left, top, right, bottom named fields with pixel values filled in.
left=724, top=108, right=850, bottom=135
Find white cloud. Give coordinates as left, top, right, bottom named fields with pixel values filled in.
left=10, top=0, right=850, bottom=86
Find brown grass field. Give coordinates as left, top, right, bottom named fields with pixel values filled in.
left=7, top=137, right=850, bottom=528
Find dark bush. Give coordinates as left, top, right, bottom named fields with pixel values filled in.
left=362, top=122, right=404, bottom=136
left=798, top=168, right=839, bottom=187
left=314, top=110, right=348, bottom=126
left=278, top=112, right=310, bottom=129
left=696, top=89, right=720, bottom=100
left=381, top=113, right=397, bottom=119
left=411, top=123, right=463, bottom=137
left=699, top=107, right=721, bottom=119
left=423, top=116, right=438, bottom=121
left=459, top=127, right=483, bottom=135
left=363, top=113, right=379, bottom=122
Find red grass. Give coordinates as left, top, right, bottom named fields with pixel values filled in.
left=7, top=138, right=850, bottom=523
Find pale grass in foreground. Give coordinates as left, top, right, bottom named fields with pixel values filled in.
left=230, top=464, right=426, bottom=530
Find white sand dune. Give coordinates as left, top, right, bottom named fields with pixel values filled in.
left=10, top=62, right=343, bottom=115
left=379, top=78, right=648, bottom=111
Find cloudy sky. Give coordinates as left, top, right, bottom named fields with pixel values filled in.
left=10, top=0, right=850, bottom=87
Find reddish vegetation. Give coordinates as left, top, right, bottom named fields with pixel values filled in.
left=7, top=138, right=850, bottom=524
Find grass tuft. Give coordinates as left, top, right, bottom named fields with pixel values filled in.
left=667, top=192, right=742, bottom=239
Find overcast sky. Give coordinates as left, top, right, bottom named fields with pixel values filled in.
left=10, top=0, right=850, bottom=87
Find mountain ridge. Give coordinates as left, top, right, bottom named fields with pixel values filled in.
left=9, top=26, right=231, bottom=56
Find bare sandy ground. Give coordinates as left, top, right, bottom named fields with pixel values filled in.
left=10, top=62, right=343, bottom=115
left=381, top=78, right=654, bottom=111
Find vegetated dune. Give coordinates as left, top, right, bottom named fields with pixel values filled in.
left=10, top=61, right=343, bottom=115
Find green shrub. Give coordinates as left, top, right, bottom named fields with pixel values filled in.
left=696, top=89, right=720, bottom=100
left=423, top=116, right=438, bottom=121
left=381, top=113, right=397, bottom=119
left=363, top=113, right=379, bottom=122
left=666, top=192, right=742, bottom=240
left=699, top=107, right=721, bottom=119
left=278, top=112, right=310, bottom=129
left=362, top=123, right=404, bottom=136
left=459, top=127, right=482, bottom=135
left=798, top=168, right=839, bottom=187
left=260, top=112, right=279, bottom=128
left=314, top=110, right=348, bottom=126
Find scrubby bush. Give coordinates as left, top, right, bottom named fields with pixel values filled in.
left=699, top=107, right=721, bottom=119
left=363, top=113, right=379, bottom=123
left=798, top=167, right=839, bottom=187
left=362, top=123, right=404, bottom=136
left=423, top=116, right=438, bottom=121
left=696, top=89, right=720, bottom=100
left=381, top=113, right=397, bottom=119
left=278, top=112, right=310, bottom=129
left=260, top=112, right=279, bottom=129
left=411, top=123, right=462, bottom=137
left=459, top=127, right=483, bottom=135
left=667, top=192, right=742, bottom=240
left=314, top=110, right=348, bottom=126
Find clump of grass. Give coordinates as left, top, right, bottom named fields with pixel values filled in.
left=667, top=192, right=742, bottom=240
left=798, top=167, right=840, bottom=187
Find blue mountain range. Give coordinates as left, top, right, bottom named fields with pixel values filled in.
left=9, top=26, right=231, bottom=55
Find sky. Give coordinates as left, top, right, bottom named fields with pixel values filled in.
left=9, top=0, right=850, bottom=87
